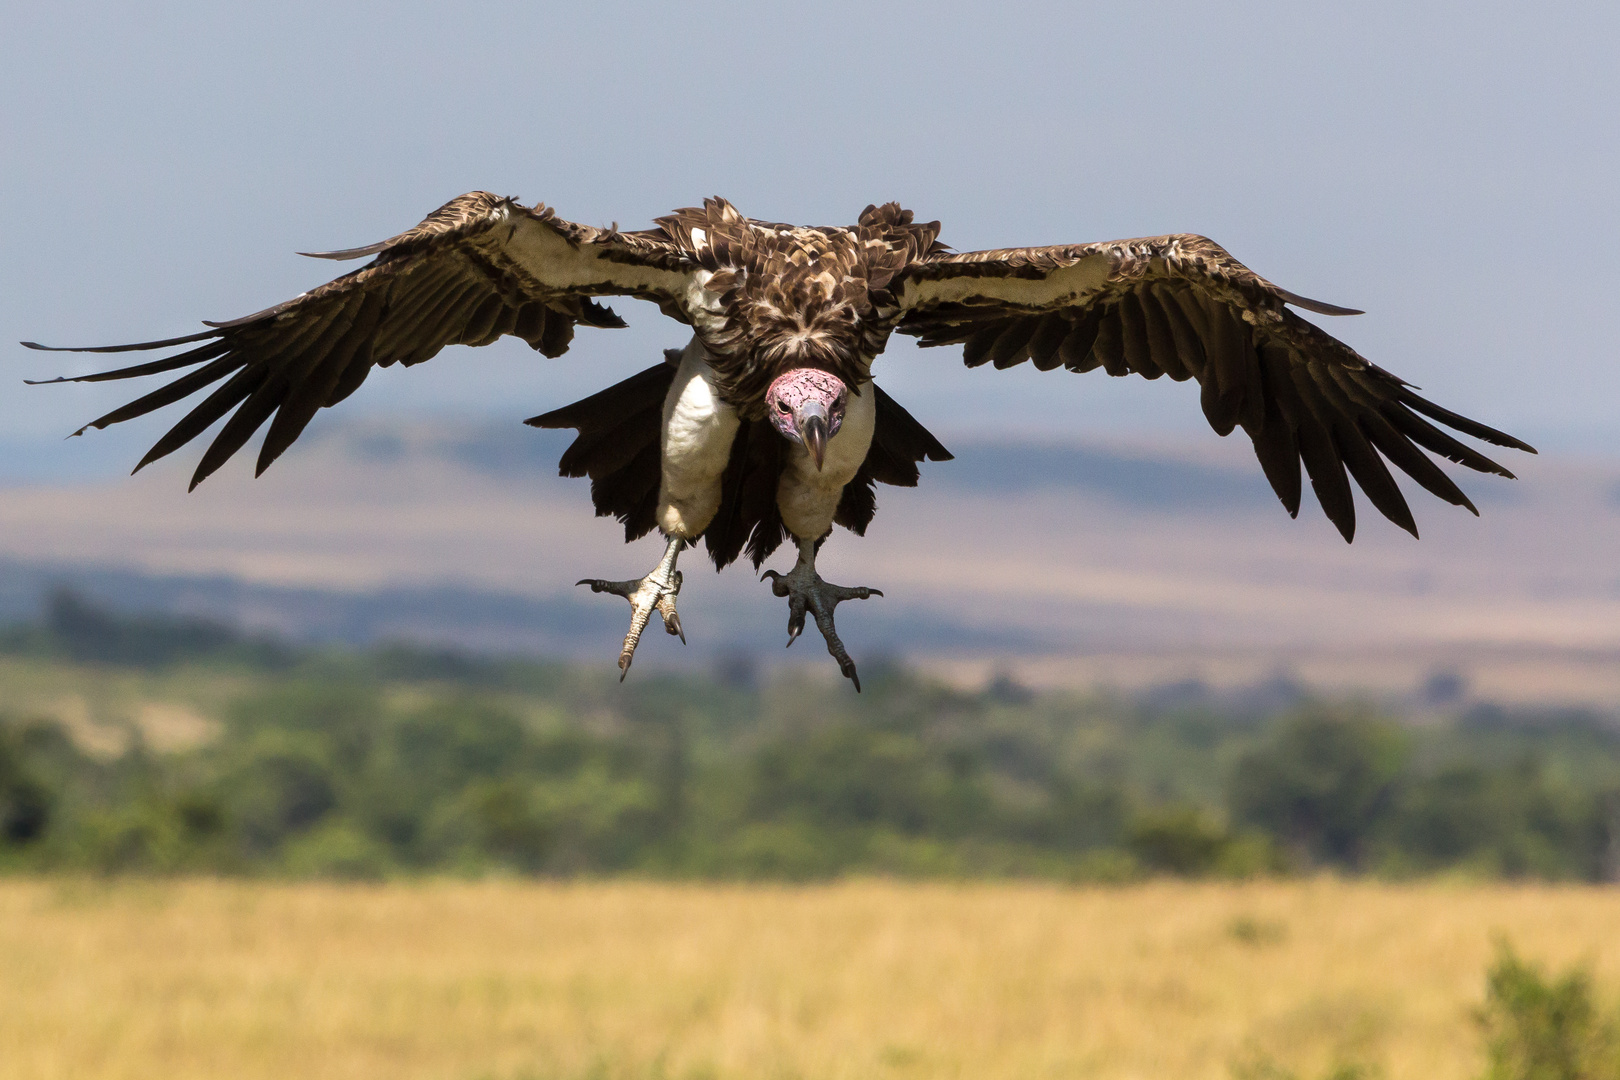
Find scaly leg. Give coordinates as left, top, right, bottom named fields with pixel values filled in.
left=578, top=535, right=686, bottom=679
left=762, top=536, right=882, bottom=691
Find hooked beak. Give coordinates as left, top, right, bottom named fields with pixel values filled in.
left=797, top=402, right=829, bottom=471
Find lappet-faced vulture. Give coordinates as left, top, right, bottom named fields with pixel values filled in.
left=24, top=193, right=1534, bottom=688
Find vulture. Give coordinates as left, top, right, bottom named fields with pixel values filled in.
left=23, top=192, right=1534, bottom=689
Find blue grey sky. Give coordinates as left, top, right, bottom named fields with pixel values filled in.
left=5, top=1, right=1615, bottom=481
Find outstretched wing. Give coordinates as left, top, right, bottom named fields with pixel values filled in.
left=894, top=234, right=1535, bottom=541
left=23, top=192, right=696, bottom=489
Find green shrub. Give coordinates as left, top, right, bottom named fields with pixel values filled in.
left=1127, top=804, right=1228, bottom=875
left=282, top=819, right=392, bottom=881
left=1229, top=708, right=1407, bottom=870
left=1477, top=941, right=1620, bottom=1080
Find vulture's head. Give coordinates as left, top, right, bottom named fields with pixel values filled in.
left=765, top=368, right=849, bottom=471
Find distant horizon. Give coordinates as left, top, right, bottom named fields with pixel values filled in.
left=0, top=416, right=1613, bottom=709
left=1, top=404, right=1607, bottom=487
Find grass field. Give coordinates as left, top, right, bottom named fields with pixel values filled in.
left=1, top=878, right=1617, bottom=1080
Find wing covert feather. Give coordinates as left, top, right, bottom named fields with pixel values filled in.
left=896, top=233, right=1533, bottom=541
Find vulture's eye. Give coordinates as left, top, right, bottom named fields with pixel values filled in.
left=776, top=401, right=791, bottom=414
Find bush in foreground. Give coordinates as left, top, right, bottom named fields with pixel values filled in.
left=1478, top=941, right=1620, bottom=1080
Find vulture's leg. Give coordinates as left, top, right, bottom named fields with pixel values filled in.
left=578, top=534, right=686, bottom=679
left=762, top=536, right=882, bottom=691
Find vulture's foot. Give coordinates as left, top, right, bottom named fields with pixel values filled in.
left=762, top=537, right=882, bottom=692
left=578, top=535, right=686, bottom=680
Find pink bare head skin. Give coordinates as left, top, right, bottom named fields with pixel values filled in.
left=764, top=368, right=849, bottom=470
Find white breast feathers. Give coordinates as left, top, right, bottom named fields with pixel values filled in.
left=657, top=337, right=740, bottom=539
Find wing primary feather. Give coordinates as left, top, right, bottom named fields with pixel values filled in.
left=1287, top=363, right=1357, bottom=541
left=133, top=364, right=269, bottom=475
left=27, top=340, right=231, bottom=385
left=1248, top=419, right=1302, bottom=518
left=21, top=328, right=224, bottom=354
left=1250, top=344, right=1305, bottom=516
left=193, top=305, right=352, bottom=442
left=1320, top=364, right=1479, bottom=514
left=72, top=354, right=244, bottom=434
left=190, top=375, right=286, bottom=489
left=1359, top=413, right=1477, bottom=515
left=1395, top=385, right=1536, bottom=453
left=1382, top=403, right=1515, bottom=478
left=1297, top=424, right=1356, bottom=541
left=236, top=295, right=352, bottom=375
left=1322, top=391, right=1418, bottom=537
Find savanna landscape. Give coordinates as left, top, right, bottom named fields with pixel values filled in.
left=3, top=597, right=1619, bottom=1080
left=4, top=878, right=1619, bottom=1080
left=7, top=2, right=1619, bottom=1079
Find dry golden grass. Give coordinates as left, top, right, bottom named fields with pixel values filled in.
left=2, top=878, right=1617, bottom=1080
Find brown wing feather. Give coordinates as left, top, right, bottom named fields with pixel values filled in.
left=25, top=192, right=693, bottom=489
left=896, top=234, right=1533, bottom=541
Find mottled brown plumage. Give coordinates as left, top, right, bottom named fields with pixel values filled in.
left=646, top=198, right=944, bottom=411
left=22, top=190, right=1536, bottom=682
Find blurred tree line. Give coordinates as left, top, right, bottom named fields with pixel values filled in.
left=1, top=591, right=1618, bottom=881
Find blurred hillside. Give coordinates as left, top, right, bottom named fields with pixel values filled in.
left=1, top=595, right=1618, bottom=881
left=0, top=420, right=1616, bottom=708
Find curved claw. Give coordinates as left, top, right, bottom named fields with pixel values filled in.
left=579, top=538, right=686, bottom=679
left=762, top=557, right=881, bottom=692
left=578, top=577, right=640, bottom=597
left=656, top=573, right=685, bottom=644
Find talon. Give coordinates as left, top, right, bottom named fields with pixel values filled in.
left=581, top=537, right=687, bottom=678
left=764, top=537, right=881, bottom=691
